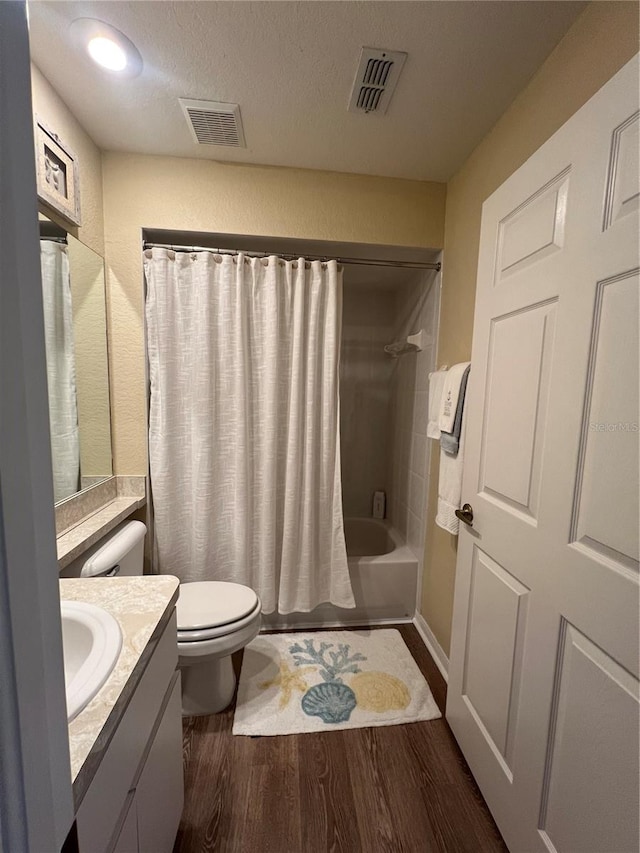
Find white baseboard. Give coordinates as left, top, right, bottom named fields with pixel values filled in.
left=413, top=612, right=449, bottom=683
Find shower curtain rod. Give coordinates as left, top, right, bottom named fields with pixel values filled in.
left=143, top=242, right=441, bottom=272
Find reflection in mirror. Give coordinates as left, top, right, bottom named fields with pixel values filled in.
left=39, top=215, right=112, bottom=503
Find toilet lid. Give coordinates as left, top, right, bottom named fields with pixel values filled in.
left=177, top=581, right=259, bottom=631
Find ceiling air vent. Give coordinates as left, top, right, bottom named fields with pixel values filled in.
left=179, top=98, right=246, bottom=147
left=348, top=47, right=407, bottom=115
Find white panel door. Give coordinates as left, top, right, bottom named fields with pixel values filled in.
left=447, top=56, right=640, bottom=853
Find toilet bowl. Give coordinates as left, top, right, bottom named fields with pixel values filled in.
left=176, top=581, right=262, bottom=716
left=75, top=522, right=262, bottom=718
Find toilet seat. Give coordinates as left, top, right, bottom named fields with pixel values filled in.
left=177, top=581, right=261, bottom=642
left=177, top=597, right=262, bottom=642
left=176, top=581, right=262, bottom=714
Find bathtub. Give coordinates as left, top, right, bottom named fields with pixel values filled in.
left=262, top=517, right=418, bottom=630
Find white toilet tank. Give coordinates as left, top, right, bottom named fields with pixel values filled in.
left=61, top=520, right=147, bottom=578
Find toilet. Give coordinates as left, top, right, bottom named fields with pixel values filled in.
left=176, top=581, right=261, bottom=716
left=77, top=520, right=262, bottom=716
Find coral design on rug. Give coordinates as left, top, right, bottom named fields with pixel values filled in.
left=289, top=639, right=366, bottom=682
left=289, top=638, right=366, bottom=724
left=259, top=658, right=314, bottom=709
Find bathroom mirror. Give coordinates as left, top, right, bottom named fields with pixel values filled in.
left=39, top=215, right=113, bottom=503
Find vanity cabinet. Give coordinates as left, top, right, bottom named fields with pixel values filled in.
left=111, top=793, right=137, bottom=853
left=75, top=612, right=184, bottom=853
left=135, top=676, right=183, bottom=853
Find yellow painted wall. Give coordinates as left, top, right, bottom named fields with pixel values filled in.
left=30, top=64, right=104, bottom=257
left=420, top=1, right=640, bottom=656
left=102, top=153, right=446, bottom=473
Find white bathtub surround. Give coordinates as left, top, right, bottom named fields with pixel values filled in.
left=344, top=517, right=394, bottom=556
left=387, top=269, right=440, bottom=561
left=233, top=629, right=441, bottom=736
left=41, top=240, right=80, bottom=502
left=145, top=248, right=353, bottom=613
left=339, top=267, right=440, bottom=576
left=261, top=518, right=418, bottom=630
left=340, top=286, right=395, bottom=517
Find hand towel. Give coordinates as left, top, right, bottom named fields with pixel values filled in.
left=438, top=361, right=471, bottom=434
left=440, top=365, right=470, bottom=456
left=427, top=370, right=448, bottom=439
left=436, top=409, right=467, bottom=535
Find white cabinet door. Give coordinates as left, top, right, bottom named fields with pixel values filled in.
left=76, top=616, right=179, bottom=853
left=135, top=674, right=184, bottom=853
left=111, top=794, right=137, bottom=853
left=447, top=55, right=639, bottom=852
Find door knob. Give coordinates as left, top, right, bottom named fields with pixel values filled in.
left=455, top=503, right=474, bottom=527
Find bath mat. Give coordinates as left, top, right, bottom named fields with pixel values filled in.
left=232, top=629, right=441, bottom=736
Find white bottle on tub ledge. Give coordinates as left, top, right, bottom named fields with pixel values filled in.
left=372, top=491, right=386, bottom=519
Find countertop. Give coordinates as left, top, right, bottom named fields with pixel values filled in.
left=60, top=575, right=180, bottom=807
left=57, top=496, right=146, bottom=569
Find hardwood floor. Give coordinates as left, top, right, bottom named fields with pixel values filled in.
left=173, top=625, right=507, bottom=853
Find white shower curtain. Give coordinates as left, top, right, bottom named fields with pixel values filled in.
left=40, top=240, right=80, bottom=502
left=144, top=248, right=354, bottom=614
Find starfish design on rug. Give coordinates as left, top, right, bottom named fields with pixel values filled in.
left=259, top=659, right=315, bottom=709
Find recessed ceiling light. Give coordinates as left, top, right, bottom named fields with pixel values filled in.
left=69, top=18, right=143, bottom=78
left=87, top=36, right=127, bottom=72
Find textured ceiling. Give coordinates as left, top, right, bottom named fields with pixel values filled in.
left=28, top=1, right=585, bottom=181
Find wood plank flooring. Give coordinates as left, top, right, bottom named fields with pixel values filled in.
left=173, top=625, right=507, bottom=853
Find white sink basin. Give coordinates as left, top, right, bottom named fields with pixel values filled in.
left=61, top=600, right=122, bottom=722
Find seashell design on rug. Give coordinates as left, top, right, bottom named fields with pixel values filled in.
left=301, top=681, right=357, bottom=724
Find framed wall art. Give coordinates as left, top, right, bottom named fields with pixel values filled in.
left=35, top=118, right=81, bottom=226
